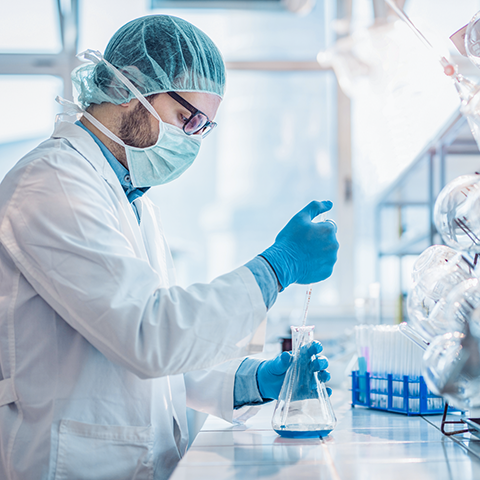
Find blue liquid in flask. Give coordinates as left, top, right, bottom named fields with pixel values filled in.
left=274, top=428, right=333, bottom=439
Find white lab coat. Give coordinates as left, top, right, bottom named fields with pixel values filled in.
left=0, top=122, right=267, bottom=480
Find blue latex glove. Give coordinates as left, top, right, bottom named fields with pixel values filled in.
left=260, top=201, right=339, bottom=291
left=257, top=341, right=332, bottom=400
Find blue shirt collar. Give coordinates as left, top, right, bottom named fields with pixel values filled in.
left=75, top=120, right=149, bottom=203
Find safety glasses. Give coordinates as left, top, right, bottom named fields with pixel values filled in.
left=167, top=92, right=217, bottom=138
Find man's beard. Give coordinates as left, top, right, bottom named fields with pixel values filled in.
left=118, top=100, right=158, bottom=149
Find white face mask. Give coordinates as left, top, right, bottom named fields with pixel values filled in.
left=124, top=123, right=201, bottom=188
left=78, top=103, right=202, bottom=188
left=62, top=49, right=203, bottom=188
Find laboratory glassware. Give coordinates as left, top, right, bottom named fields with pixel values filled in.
left=407, top=285, right=448, bottom=343
left=411, top=245, right=459, bottom=285
left=413, top=250, right=473, bottom=301
left=441, top=278, right=480, bottom=338
left=465, top=10, right=480, bottom=70
left=399, top=321, right=430, bottom=351
left=422, top=330, right=480, bottom=409
left=434, top=174, right=480, bottom=252
left=353, top=325, right=444, bottom=414
left=384, top=0, right=456, bottom=76
left=272, top=325, right=336, bottom=438
left=385, top=0, right=480, bottom=152
left=298, top=212, right=329, bottom=327
left=406, top=252, right=475, bottom=342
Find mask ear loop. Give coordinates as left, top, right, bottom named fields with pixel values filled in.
left=77, top=49, right=164, bottom=135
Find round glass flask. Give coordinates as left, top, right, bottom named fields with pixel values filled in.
left=406, top=251, right=475, bottom=342
left=411, top=245, right=458, bottom=285
left=465, top=10, right=480, bottom=70
left=272, top=325, right=336, bottom=438
left=433, top=173, right=480, bottom=252
left=422, top=331, right=480, bottom=410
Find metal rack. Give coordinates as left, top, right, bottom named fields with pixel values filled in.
left=374, top=109, right=480, bottom=322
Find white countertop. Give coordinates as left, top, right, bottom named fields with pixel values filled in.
left=171, top=388, right=480, bottom=480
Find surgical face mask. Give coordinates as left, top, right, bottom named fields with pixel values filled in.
left=82, top=105, right=202, bottom=188
left=64, top=50, right=203, bottom=188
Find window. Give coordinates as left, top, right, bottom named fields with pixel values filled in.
left=0, top=75, right=63, bottom=179
left=0, top=0, right=61, bottom=53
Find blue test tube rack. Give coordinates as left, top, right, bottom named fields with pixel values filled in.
left=351, top=371, right=455, bottom=416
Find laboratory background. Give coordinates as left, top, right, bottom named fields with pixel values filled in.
left=4, top=0, right=480, bottom=478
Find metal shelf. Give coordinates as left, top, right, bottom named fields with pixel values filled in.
left=379, top=233, right=431, bottom=257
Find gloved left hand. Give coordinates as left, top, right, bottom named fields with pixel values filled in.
left=256, top=341, right=332, bottom=400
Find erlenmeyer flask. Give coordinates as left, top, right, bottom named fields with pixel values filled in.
left=271, top=325, right=336, bottom=438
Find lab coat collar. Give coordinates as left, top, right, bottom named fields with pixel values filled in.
left=51, top=121, right=145, bottom=249
left=51, top=121, right=120, bottom=188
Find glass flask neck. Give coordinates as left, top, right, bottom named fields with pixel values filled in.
left=454, top=74, right=480, bottom=106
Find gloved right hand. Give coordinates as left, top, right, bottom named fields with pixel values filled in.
left=260, top=201, right=339, bottom=290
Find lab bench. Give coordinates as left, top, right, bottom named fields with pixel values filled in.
left=170, top=388, right=480, bottom=480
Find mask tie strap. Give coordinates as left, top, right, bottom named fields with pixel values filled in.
left=77, top=49, right=163, bottom=125
left=55, top=96, right=127, bottom=148
left=54, top=96, right=82, bottom=124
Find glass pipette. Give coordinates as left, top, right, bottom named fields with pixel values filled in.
left=384, top=0, right=480, bottom=148
left=301, top=212, right=327, bottom=326
left=301, top=285, right=313, bottom=327
left=384, top=0, right=457, bottom=77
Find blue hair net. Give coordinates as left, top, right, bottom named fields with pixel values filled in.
left=72, top=15, right=226, bottom=108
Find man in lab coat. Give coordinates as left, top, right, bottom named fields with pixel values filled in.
left=0, top=15, right=339, bottom=480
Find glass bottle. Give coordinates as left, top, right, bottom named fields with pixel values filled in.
left=272, top=325, right=336, bottom=438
